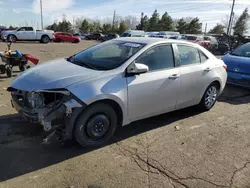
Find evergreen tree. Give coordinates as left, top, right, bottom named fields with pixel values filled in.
left=233, top=8, right=250, bottom=35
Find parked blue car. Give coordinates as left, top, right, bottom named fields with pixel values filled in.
left=221, top=43, right=250, bottom=88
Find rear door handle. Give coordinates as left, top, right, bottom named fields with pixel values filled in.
left=204, top=67, right=212, bottom=72
left=169, top=74, right=180, bottom=80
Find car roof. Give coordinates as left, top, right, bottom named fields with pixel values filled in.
left=113, top=37, right=195, bottom=45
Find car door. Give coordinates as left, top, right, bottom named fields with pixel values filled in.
left=175, top=44, right=213, bottom=109
left=64, top=33, right=72, bottom=42
left=25, top=27, right=36, bottom=40
left=127, top=44, right=180, bottom=121
left=60, top=33, right=67, bottom=42
left=16, top=27, right=26, bottom=40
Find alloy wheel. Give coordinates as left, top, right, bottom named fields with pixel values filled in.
left=205, top=86, right=217, bottom=108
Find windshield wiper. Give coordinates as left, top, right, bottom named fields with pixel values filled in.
left=67, top=56, right=109, bottom=70
left=73, top=60, right=99, bottom=70
left=231, top=53, right=240, bottom=56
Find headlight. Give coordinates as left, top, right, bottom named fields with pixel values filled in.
left=26, top=92, right=44, bottom=109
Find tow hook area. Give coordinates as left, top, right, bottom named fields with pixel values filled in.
left=41, top=99, right=82, bottom=132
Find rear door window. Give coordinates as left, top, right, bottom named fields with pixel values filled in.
left=177, top=45, right=201, bottom=65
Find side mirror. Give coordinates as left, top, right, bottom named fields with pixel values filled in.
left=127, top=63, right=149, bottom=75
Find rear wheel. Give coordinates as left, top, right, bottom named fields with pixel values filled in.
left=41, top=36, right=50, bottom=44
left=74, top=103, right=118, bottom=147
left=198, top=83, right=219, bottom=111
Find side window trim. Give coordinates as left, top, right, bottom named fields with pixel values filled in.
left=133, top=43, right=177, bottom=73
left=198, top=50, right=209, bottom=63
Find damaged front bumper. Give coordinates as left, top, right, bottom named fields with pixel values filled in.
left=10, top=89, right=83, bottom=132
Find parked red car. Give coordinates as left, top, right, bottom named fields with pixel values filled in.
left=53, top=32, right=81, bottom=43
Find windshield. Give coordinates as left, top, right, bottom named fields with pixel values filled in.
left=67, top=40, right=146, bottom=70
left=158, top=32, right=166, bottom=35
left=121, top=32, right=130, bottom=37
left=231, top=43, right=250, bottom=58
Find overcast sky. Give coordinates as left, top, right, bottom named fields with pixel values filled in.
left=0, top=0, right=250, bottom=33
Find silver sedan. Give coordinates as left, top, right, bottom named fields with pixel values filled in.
left=8, top=38, right=227, bottom=147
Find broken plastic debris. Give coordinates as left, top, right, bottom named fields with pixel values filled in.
left=175, top=126, right=180, bottom=131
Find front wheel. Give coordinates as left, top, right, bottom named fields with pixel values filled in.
left=8, top=35, right=17, bottom=43
left=73, top=39, right=79, bottom=43
left=19, top=64, right=25, bottom=72
left=74, top=103, right=118, bottom=147
left=6, top=66, right=12, bottom=77
left=198, top=83, right=219, bottom=111
left=0, top=65, right=5, bottom=74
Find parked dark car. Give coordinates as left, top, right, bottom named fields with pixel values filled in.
left=85, top=33, right=104, bottom=40
left=101, top=34, right=119, bottom=42
left=73, top=33, right=87, bottom=40
left=203, top=36, right=219, bottom=53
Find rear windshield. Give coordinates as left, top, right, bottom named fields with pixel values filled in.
left=183, top=36, right=197, bottom=40
left=231, top=43, right=250, bottom=58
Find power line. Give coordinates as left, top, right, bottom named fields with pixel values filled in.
left=166, top=0, right=230, bottom=14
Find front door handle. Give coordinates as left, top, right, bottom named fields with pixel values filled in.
left=169, top=74, right=179, bottom=80
left=204, top=67, right=212, bottom=72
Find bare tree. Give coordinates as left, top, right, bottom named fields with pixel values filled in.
left=123, top=15, right=138, bottom=29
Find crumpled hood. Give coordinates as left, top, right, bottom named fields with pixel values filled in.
left=10, top=58, right=104, bottom=91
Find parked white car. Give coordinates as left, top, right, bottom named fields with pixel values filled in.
left=8, top=38, right=227, bottom=147
left=121, top=30, right=145, bottom=37
left=1, top=27, right=54, bottom=43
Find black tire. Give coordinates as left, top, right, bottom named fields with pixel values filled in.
left=54, top=38, right=62, bottom=43
left=198, top=83, right=219, bottom=111
left=19, top=64, right=25, bottom=72
left=8, top=35, right=17, bottom=43
left=6, top=66, right=12, bottom=77
left=74, top=103, right=118, bottom=147
left=73, top=39, right=79, bottom=43
left=41, top=35, right=50, bottom=44
left=0, top=65, right=5, bottom=74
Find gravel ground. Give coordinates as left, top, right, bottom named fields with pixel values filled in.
left=0, top=41, right=250, bottom=188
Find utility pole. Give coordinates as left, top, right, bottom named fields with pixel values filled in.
left=40, top=0, right=43, bottom=29
left=112, top=10, right=116, bottom=31
left=204, top=23, right=207, bottom=34
left=227, top=0, right=235, bottom=35
left=229, top=12, right=235, bottom=35
left=73, top=17, right=75, bottom=33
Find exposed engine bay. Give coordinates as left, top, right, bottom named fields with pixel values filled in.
left=9, top=87, right=83, bottom=136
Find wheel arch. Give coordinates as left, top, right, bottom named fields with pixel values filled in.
left=7, top=34, right=17, bottom=40
left=66, top=97, right=125, bottom=140
left=41, top=34, right=50, bottom=39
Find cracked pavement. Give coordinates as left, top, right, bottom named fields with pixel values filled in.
left=0, top=42, right=250, bottom=188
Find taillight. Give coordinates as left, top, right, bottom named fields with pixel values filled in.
left=223, top=64, right=227, bottom=70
